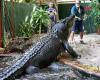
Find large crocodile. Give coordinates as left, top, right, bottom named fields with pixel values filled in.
left=0, top=15, right=79, bottom=80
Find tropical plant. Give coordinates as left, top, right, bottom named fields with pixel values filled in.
left=24, top=0, right=36, bottom=3
left=89, top=0, right=100, bottom=27
left=31, top=7, right=50, bottom=34
left=19, top=21, right=34, bottom=37
left=15, top=0, right=36, bottom=3
left=17, top=2, right=36, bottom=37
left=18, top=5, right=50, bottom=37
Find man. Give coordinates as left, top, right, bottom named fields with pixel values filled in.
left=69, top=0, right=85, bottom=44
left=47, top=2, right=57, bottom=26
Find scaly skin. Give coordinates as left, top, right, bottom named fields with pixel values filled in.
left=0, top=15, right=79, bottom=80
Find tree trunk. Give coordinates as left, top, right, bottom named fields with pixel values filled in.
left=53, top=0, right=59, bottom=20
left=11, top=0, right=15, bottom=38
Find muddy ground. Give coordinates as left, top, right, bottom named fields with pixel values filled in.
left=0, top=33, right=100, bottom=80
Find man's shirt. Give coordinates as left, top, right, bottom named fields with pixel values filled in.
left=71, top=5, right=85, bottom=19
left=48, top=8, right=55, bottom=13
left=47, top=8, right=56, bottom=22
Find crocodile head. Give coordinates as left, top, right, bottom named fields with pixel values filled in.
left=52, top=15, right=75, bottom=41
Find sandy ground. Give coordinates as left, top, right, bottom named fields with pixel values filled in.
left=68, top=33, right=100, bottom=66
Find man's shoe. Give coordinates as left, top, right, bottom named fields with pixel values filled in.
left=80, top=40, right=85, bottom=44
left=77, top=55, right=81, bottom=59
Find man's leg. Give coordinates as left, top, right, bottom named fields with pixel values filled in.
left=80, top=32, right=83, bottom=40
left=71, top=31, right=75, bottom=41
left=63, top=41, right=80, bottom=58
left=69, top=31, right=75, bottom=43
left=68, top=20, right=77, bottom=43
left=78, top=20, right=85, bottom=44
left=80, top=32, right=85, bottom=44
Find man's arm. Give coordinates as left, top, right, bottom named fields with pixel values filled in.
left=71, top=6, right=76, bottom=15
left=71, top=6, right=81, bottom=20
left=53, top=9, right=57, bottom=15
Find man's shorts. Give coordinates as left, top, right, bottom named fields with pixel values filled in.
left=72, top=20, right=84, bottom=32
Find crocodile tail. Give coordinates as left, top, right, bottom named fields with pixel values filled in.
left=0, top=36, right=51, bottom=80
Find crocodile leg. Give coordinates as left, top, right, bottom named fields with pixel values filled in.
left=63, top=41, right=80, bottom=58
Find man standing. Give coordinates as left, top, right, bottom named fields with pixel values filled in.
left=47, top=2, right=57, bottom=26
left=69, top=0, right=85, bottom=44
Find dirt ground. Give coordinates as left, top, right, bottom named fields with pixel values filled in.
left=0, top=34, right=45, bottom=71
left=0, top=33, right=100, bottom=75
left=68, top=33, right=100, bottom=67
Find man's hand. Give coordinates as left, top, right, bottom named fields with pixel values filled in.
left=53, top=9, right=57, bottom=15
left=75, top=16, right=82, bottom=20
left=83, top=14, right=88, bottom=20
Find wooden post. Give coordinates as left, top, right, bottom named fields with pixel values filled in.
left=53, top=0, right=59, bottom=20
left=0, top=0, right=2, bottom=48
left=11, top=0, right=15, bottom=38
left=2, top=0, right=5, bottom=48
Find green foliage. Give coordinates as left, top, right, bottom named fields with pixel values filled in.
left=18, top=21, right=34, bottom=37
left=18, top=5, right=50, bottom=37
left=24, top=0, right=36, bottom=3
left=97, top=0, right=100, bottom=3
left=15, top=0, right=36, bottom=3
left=31, top=7, right=50, bottom=34
left=90, top=0, right=100, bottom=27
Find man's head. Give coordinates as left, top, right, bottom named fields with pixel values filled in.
left=48, top=2, right=54, bottom=8
left=75, top=0, right=81, bottom=7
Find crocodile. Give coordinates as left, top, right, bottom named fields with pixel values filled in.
left=0, top=15, right=79, bottom=80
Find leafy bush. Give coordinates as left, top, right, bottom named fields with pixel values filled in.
left=18, top=5, right=50, bottom=37
left=24, top=0, right=36, bottom=3
left=90, top=0, right=100, bottom=27
left=18, top=21, right=34, bottom=37
left=31, top=7, right=50, bottom=34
